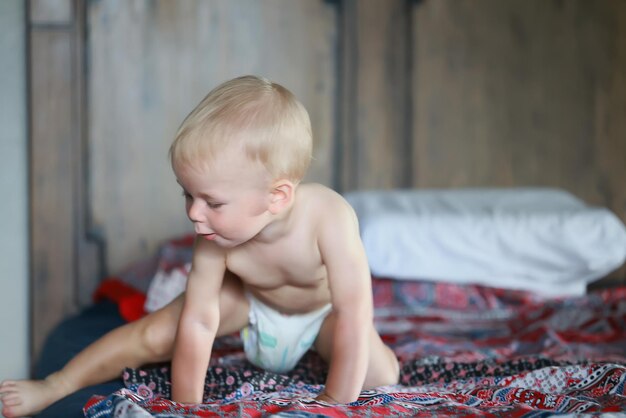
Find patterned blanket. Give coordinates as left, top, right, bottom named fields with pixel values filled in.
left=83, top=279, right=626, bottom=417
left=83, top=238, right=626, bottom=416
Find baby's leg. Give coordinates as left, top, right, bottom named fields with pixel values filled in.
left=362, top=327, right=400, bottom=389
left=0, top=294, right=185, bottom=418
left=0, top=271, right=248, bottom=418
left=314, top=313, right=399, bottom=393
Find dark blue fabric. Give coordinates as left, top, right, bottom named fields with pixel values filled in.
left=34, top=301, right=127, bottom=418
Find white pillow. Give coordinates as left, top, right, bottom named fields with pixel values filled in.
left=144, top=263, right=190, bottom=313
left=345, top=188, right=626, bottom=297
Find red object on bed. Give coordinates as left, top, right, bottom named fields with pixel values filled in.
left=93, top=278, right=147, bottom=322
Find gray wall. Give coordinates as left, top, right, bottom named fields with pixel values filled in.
left=0, top=0, right=29, bottom=385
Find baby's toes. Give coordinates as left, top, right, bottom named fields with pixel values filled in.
left=2, top=405, right=19, bottom=418
left=2, top=393, right=22, bottom=406
left=0, top=388, right=16, bottom=399
left=0, top=381, right=17, bottom=393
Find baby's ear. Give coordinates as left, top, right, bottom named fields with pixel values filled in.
left=268, top=179, right=294, bottom=214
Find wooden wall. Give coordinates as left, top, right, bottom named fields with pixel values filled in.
left=29, top=0, right=101, bottom=365
left=412, top=0, right=626, bottom=207
left=29, top=0, right=626, bottom=365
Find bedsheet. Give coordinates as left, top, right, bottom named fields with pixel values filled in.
left=83, top=278, right=626, bottom=417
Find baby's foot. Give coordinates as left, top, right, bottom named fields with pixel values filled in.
left=0, top=376, right=69, bottom=418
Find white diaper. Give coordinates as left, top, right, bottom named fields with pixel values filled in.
left=240, top=293, right=332, bottom=373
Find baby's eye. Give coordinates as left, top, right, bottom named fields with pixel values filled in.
left=208, top=202, right=224, bottom=209
left=181, top=191, right=192, bottom=200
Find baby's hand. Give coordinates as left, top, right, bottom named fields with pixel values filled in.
left=315, top=391, right=340, bottom=404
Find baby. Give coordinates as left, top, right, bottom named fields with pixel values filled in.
left=0, top=75, right=399, bottom=417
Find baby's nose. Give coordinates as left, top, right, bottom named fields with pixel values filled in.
left=187, top=200, right=205, bottom=222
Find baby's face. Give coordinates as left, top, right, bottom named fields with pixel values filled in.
left=174, top=151, right=274, bottom=248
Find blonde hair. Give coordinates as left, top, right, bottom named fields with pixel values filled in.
left=169, top=75, right=312, bottom=182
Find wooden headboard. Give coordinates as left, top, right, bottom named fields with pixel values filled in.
left=28, top=0, right=626, bottom=365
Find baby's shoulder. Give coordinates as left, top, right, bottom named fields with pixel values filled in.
left=296, top=183, right=356, bottom=222
left=298, top=183, right=347, bottom=206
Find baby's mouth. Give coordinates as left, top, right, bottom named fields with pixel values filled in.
left=201, top=233, right=217, bottom=241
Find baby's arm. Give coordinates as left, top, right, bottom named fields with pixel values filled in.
left=317, top=195, right=373, bottom=403
left=170, top=236, right=226, bottom=404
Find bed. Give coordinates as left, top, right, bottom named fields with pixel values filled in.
left=33, top=189, right=626, bottom=418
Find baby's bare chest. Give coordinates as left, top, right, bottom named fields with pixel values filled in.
left=226, top=236, right=326, bottom=289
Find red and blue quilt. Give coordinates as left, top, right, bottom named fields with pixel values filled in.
left=84, top=275, right=626, bottom=417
